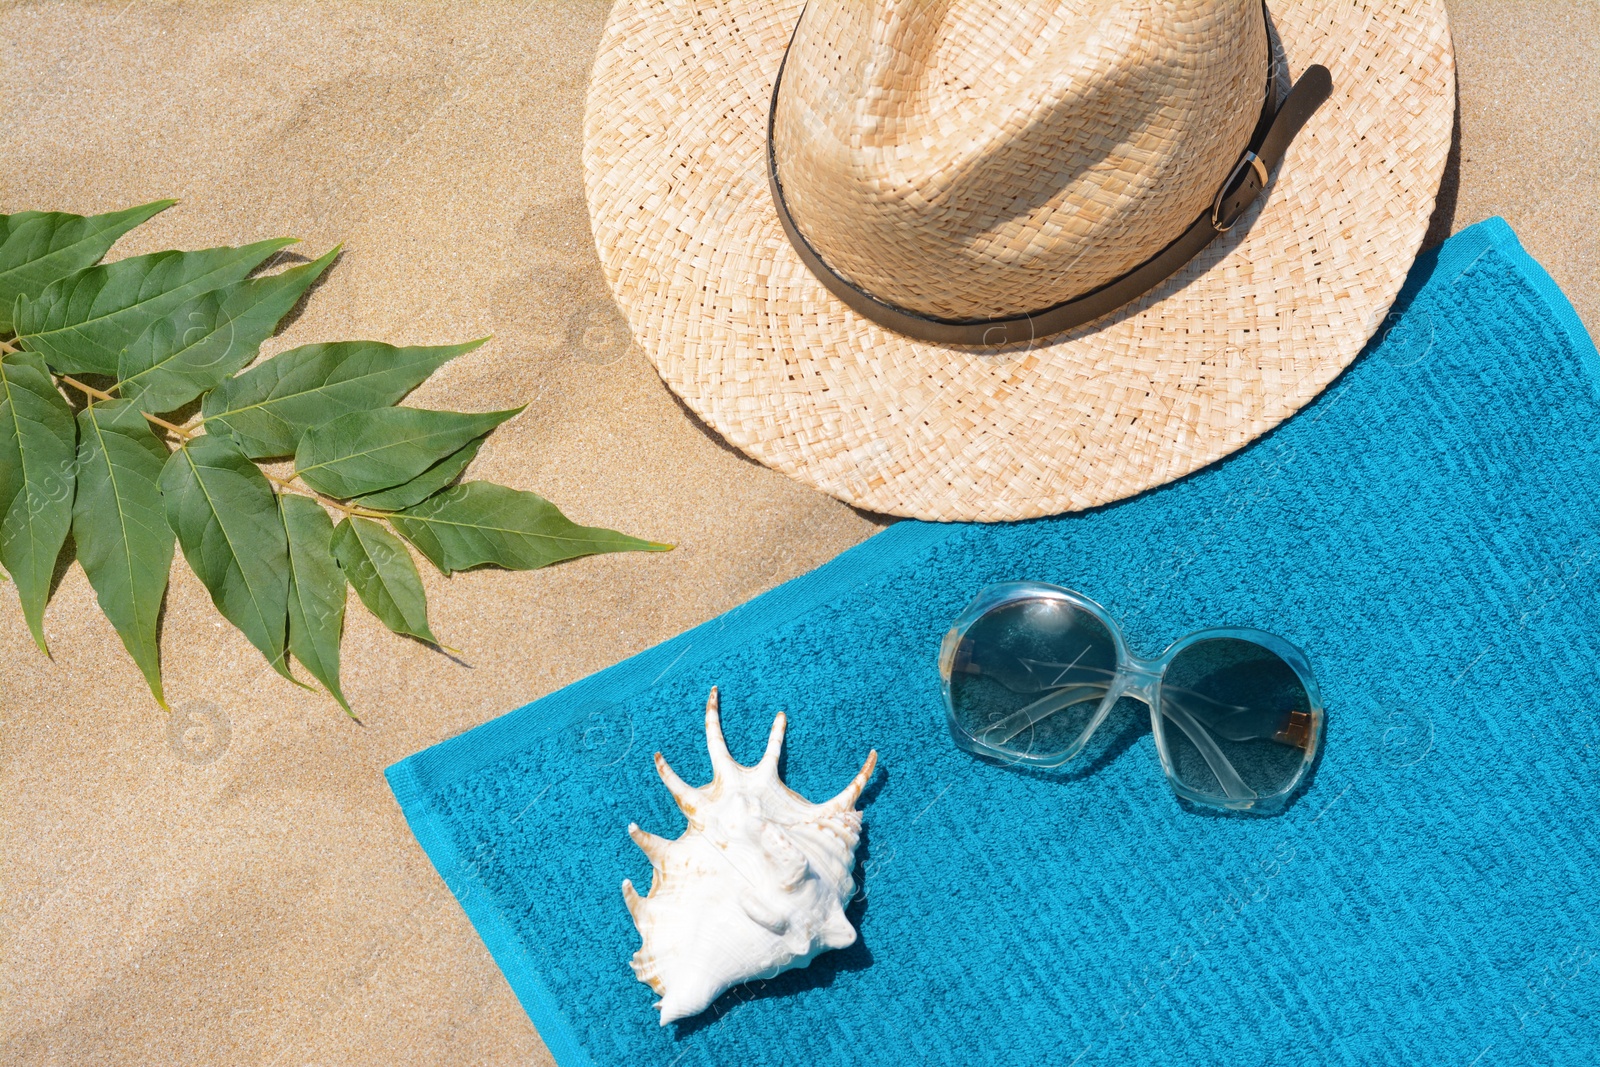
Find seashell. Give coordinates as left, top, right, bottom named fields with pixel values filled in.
left=622, top=687, right=878, bottom=1024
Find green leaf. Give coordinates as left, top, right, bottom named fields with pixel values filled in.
left=0, top=200, right=175, bottom=332
left=72, top=400, right=175, bottom=707
left=0, top=351, right=77, bottom=652
left=351, top=435, right=483, bottom=511
left=200, top=338, right=487, bottom=459
left=116, top=245, right=339, bottom=413
left=281, top=495, right=352, bottom=717
left=296, top=406, right=521, bottom=499
left=160, top=433, right=295, bottom=682
left=390, top=481, right=671, bottom=576
left=331, top=516, right=437, bottom=644
left=14, top=237, right=297, bottom=375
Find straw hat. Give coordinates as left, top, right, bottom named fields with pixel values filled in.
left=584, top=0, right=1454, bottom=521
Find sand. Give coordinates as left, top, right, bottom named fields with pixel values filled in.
left=1, top=2, right=1595, bottom=1064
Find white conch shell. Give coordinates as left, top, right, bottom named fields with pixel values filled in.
left=622, top=687, right=878, bottom=1024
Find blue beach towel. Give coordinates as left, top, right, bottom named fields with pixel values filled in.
left=387, top=219, right=1600, bottom=1066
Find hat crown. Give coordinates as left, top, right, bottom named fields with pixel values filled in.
left=772, top=0, right=1268, bottom=321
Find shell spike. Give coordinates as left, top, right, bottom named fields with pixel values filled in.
left=623, top=698, right=878, bottom=1025
left=654, top=752, right=700, bottom=817
left=757, top=712, right=786, bottom=775
left=821, top=749, right=878, bottom=814
left=629, top=823, right=671, bottom=866
left=703, top=686, right=739, bottom=778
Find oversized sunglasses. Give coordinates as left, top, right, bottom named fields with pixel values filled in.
left=939, top=583, right=1325, bottom=813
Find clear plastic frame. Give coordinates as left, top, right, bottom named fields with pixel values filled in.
left=939, top=582, right=1325, bottom=813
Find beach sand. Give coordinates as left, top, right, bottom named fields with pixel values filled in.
left=2, top=2, right=1595, bottom=1063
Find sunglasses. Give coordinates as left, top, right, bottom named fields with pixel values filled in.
left=939, top=583, right=1325, bottom=813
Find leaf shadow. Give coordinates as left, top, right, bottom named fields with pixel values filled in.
left=45, top=531, right=77, bottom=605
left=424, top=640, right=474, bottom=669
left=153, top=246, right=348, bottom=431
left=264, top=247, right=343, bottom=336
left=374, top=621, right=475, bottom=668
left=162, top=394, right=205, bottom=427
left=57, top=375, right=110, bottom=416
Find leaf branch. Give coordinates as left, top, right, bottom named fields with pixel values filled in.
left=259, top=468, right=391, bottom=520
left=48, top=363, right=390, bottom=521
left=1, top=202, right=666, bottom=719
left=55, top=373, right=202, bottom=441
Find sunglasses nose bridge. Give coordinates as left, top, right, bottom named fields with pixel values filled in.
left=1115, top=656, right=1164, bottom=708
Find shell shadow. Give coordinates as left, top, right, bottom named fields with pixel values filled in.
left=669, top=771, right=886, bottom=1038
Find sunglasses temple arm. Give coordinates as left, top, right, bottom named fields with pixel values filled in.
left=977, top=684, right=1109, bottom=747
left=1160, top=696, right=1257, bottom=802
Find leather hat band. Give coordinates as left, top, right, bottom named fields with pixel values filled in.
left=766, top=9, right=1333, bottom=347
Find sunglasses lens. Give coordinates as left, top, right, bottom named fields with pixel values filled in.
left=1158, top=638, right=1318, bottom=807
left=945, top=596, right=1119, bottom=760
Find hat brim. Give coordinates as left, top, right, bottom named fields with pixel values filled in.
left=584, top=0, right=1455, bottom=521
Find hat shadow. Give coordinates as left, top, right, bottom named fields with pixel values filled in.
left=1421, top=77, right=1463, bottom=251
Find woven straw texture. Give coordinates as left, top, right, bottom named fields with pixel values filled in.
left=584, top=0, right=1454, bottom=521
left=774, top=0, right=1265, bottom=318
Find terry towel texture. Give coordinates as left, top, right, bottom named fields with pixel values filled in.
left=388, top=218, right=1600, bottom=1066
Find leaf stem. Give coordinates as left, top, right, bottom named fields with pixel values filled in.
left=56, top=374, right=116, bottom=402
left=263, top=469, right=308, bottom=494
left=261, top=469, right=391, bottom=520
left=341, top=500, right=399, bottom=520
left=56, top=374, right=198, bottom=441
left=51, top=370, right=392, bottom=523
